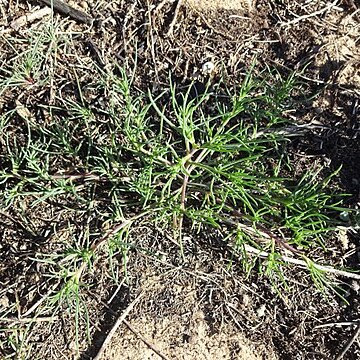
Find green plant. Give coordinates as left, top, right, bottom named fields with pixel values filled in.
left=0, top=34, right=352, bottom=356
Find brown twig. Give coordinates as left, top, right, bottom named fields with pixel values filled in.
left=335, top=323, right=360, bottom=360
left=37, top=0, right=93, bottom=25
left=93, top=293, right=144, bottom=360
left=231, top=209, right=301, bottom=255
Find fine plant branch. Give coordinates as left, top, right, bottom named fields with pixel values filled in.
left=230, top=209, right=302, bottom=255
left=21, top=280, right=61, bottom=317
left=73, top=217, right=136, bottom=283
left=65, top=211, right=151, bottom=292
left=176, top=172, right=189, bottom=246
left=124, top=320, right=172, bottom=360
left=89, top=219, right=133, bottom=253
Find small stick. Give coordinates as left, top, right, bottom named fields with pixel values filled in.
left=280, top=0, right=339, bottom=27
left=93, top=293, right=144, bottom=360
left=335, top=323, right=360, bottom=360
left=315, top=322, right=360, bottom=329
left=21, top=281, right=61, bottom=317
left=154, top=0, right=172, bottom=16
left=230, top=210, right=301, bottom=255
left=167, top=0, right=183, bottom=37
left=11, top=7, right=52, bottom=30
left=88, top=290, right=170, bottom=360
left=124, top=319, right=172, bottom=360
left=37, top=0, right=93, bottom=25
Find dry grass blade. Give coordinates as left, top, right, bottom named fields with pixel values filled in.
left=2, top=316, right=58, bottom=324
left=315, top=322, right=360, bottom=329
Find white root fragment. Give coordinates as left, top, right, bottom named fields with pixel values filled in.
left=243, top=244, right=360, bottom=280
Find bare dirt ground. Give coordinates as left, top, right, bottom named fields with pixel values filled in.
left=0, top=0, right=360, bottom=359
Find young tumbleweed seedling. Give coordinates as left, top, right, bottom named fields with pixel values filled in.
left=117, top=69, right=352, bottom=290
left=0, top=40, right=355, bottom=357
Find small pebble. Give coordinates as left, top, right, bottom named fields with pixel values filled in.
left=80, top=1, right=88, bottom=10
left=202, top=61, right=215, bottom=74
left=340, top=211, right=350, bottom=222
left=256, top=304, right=266, bottom=317
left=0, top=295, right=9, bottom=308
